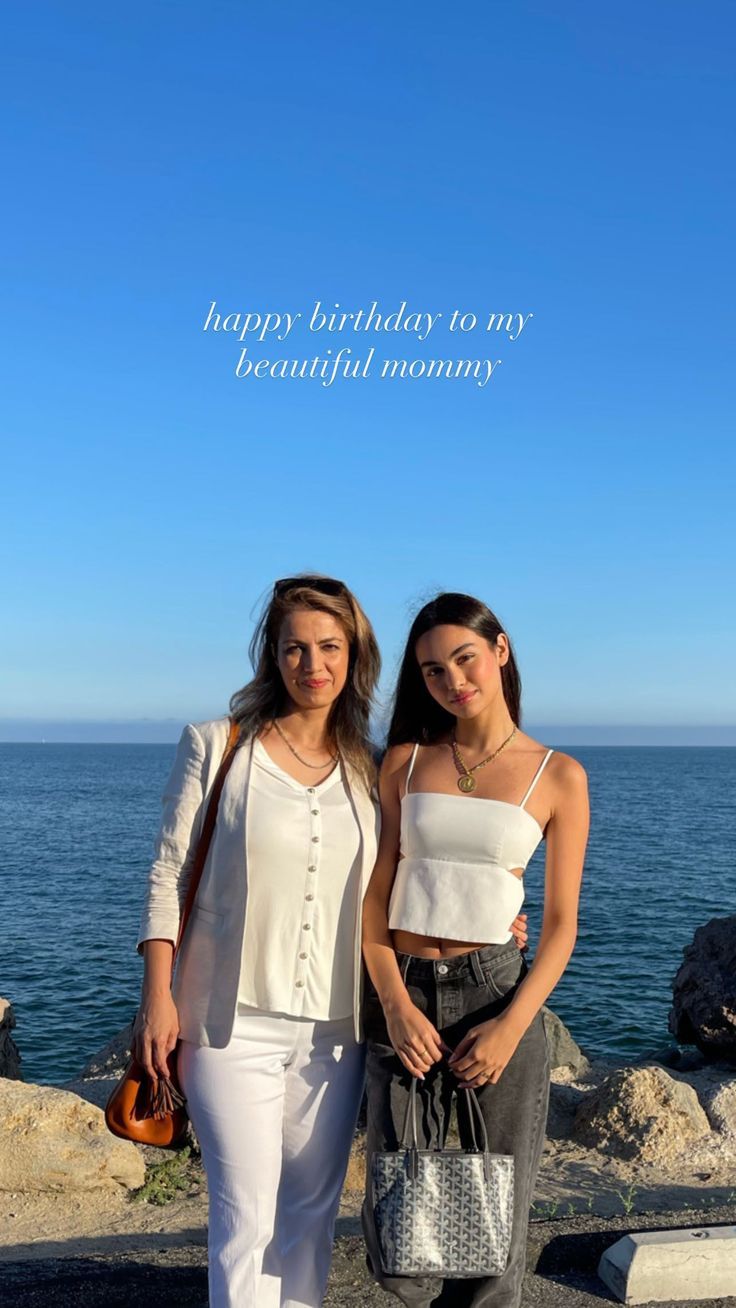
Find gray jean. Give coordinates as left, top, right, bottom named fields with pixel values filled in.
left=361, top=944, right=550, bottom=1308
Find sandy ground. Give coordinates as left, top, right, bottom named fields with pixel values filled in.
left=2, top=1061, right=735, bottom=1265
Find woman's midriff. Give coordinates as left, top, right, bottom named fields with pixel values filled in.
left=391, top=929, right=492, bottom=959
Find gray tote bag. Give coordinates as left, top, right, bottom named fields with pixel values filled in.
left=370, top=1078, right=514, bottom=1278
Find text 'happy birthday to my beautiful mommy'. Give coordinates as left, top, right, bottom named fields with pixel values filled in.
left=202, top=299, right=533, bottom=389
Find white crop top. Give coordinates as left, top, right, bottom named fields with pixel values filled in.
left=388, top=745, right=553, bottom=944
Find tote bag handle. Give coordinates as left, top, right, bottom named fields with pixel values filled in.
left=399, top=1073, right=490, bottom=1179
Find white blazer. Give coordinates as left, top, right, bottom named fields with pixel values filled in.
left=136, top=716, right=381, bottom=1047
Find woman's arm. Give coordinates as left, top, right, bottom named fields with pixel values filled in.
left=133, top=723, right=208, bottom=1079
left=362, top=746, right=449, bottom=1078
left=449, top=753, right=589, bottom=1087
left=136, top=723, right=207, bottom=953
left=135, top=939, right=180, bottom=1080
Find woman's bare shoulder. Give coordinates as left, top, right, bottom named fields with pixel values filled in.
left=519, top=730, right=584, bottom=775
left=547, top=749, right=589, bottom=800
left=548, top=749, right=587, bottom=777
left=518, top=732, right=587, bottom=792
left=379, top=741, right=417, bottom=779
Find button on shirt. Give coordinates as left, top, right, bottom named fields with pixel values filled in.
left=238, top=739, right=363, bottom=1020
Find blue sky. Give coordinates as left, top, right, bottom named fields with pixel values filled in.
left=2, top=2, right=734, bottom=737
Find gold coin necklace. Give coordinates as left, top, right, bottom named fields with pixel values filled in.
left=451, top=727, right=517, bottom=793
left=271, top=718, right=338, bottom=769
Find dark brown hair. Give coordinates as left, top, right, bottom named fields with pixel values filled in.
left=229, top=575, right=381, bottom=791
left=387, top=592, right=522, bottom=746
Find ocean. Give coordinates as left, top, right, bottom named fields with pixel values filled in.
left=1, top=743, right=733, bottom=1086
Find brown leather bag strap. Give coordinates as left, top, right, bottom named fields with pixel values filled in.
left=172, top=717, right=242, bottom=969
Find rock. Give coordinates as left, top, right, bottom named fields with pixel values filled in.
left=542, top=1006, right=590, bottom=1075
left=546, top=1081, right=586, bottom=1140
left=77, top=1021, right=134, bottom=1079
left=571, top=1064, right=711, bottom=1164
left=669, top=915, right=736, bottom=1064
left=0, top=998, right=22, bottom=1080
left=646, top=1043, right=708, bottom=1073
left=0, top=1079, right=145, bottom=1193
left=61, top=1074, right=122, bottom=1111
left=62, top=1022, right=135, bottom=1110
left=694, top=1073, right=736, bottom=1139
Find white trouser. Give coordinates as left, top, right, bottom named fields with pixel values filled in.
left=177, top=1004, right=366, bottom=1308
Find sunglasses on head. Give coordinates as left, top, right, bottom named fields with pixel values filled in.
left=273, top=575, right=348, bottom=598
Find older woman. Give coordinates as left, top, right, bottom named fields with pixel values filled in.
left=133, top=576, right=380, bottom=1308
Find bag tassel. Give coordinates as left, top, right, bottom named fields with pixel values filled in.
left=138, top=1075, right=187, bottom=1121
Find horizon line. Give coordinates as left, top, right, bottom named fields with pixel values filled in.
left=1, top=717, right=735, bottom=728
left=1, top=719, right=735, bottom=747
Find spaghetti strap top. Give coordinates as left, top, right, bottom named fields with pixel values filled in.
left=389, top=746, right=553, bottom=944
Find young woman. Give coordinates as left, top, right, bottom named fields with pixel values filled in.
left=362, top=592, right=589, bottom=1308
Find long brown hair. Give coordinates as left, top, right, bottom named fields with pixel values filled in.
left=387, top=592, right=522, bottom=746
left=229, top=575, right=381, bottom=791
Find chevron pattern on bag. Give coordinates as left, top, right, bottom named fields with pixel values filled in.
left=371, top=1150, right=514, bottom=1276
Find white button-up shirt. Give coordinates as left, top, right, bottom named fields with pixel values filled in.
left=237, top=739, right=362, bottom=1020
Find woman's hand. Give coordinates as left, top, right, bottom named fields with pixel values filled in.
left=132, top=990, right=180, bottom=1081
left=447, top=1014, right=523, bottom=1088
left=384, top=998, right=450, bottom=1079
left=510, top=911, right=528, bottom=951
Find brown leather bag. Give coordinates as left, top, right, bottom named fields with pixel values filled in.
left=105, top=717, right=241, bottom=1147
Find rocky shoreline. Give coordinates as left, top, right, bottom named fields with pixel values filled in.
left=2, top=916, right=735, bottom=1302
